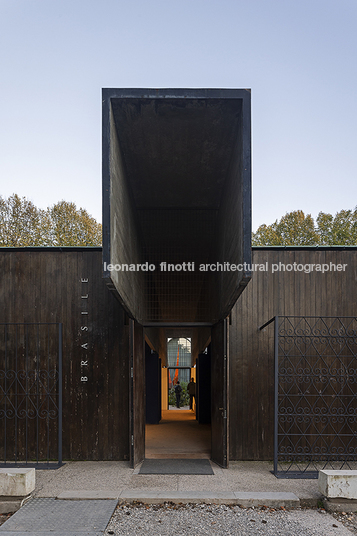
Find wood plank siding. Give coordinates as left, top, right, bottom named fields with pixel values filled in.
left=1, top=246, right=355, bottom=462
left=229, top=247, right=357, bottom=460
left=0, top=248, right=129, bottom=461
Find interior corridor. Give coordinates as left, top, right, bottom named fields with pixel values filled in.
left=145, top=410, right=211, bottom=459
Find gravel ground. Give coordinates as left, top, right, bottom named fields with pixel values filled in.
left=1, top=502, right=357, bottom=534
left=332, top=511, right=357, bottom=534
left=0, top=514, right=12, bottom=527
left=105, top=503, right=357, bottom=536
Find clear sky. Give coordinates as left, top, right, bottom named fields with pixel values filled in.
left=1, top=0, right=356, bottom=231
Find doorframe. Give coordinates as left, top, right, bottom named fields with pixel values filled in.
left=167, top=366, right=192, bottom=408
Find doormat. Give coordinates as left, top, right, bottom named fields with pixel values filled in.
left=139, top=459, right=214, bottom=475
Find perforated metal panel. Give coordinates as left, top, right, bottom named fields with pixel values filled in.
left=273, top=316, right=357, bottom=478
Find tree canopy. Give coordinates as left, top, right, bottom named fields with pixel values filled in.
left=252, top=208, right=357, bottom=246
left=0, top=194, right=102, bottom=247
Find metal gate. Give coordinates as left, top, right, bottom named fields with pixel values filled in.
left=261, top=316, right=357, bottom=478
left=0, top=323, right=62, bottom=468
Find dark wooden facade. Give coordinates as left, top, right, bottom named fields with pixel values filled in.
left=0, top=246, right=356, bottom=462
left=0, top=248, right=129, bottom=461
left=229, top=246, right=357, bottom=460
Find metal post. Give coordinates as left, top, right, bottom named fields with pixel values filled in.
left=15, top=325, right=18, bottom=465
left=4, top=325, right=7, bottom=465
left=25, top=324, right=28, bottom=465
left=58, top=323, right=63, bottom=466
left=129, top=319, right=134, bottom=468
left=223, top=318, right=228, bottom=468
left=273, top=315, right=279, bottom=477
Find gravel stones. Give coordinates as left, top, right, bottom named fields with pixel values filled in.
left=105, top=503, right=355, bottom=536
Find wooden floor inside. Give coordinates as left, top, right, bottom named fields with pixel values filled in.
left=145, top=410, right=211, bottom=459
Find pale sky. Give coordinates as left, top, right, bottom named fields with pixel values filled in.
left=1, top=0, right=356, bottom=231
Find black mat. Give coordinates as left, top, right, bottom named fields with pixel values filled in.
left=139, top=458, right=214, bottom=475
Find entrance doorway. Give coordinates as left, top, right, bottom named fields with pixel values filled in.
left=131, top=321, right=229, bottom=468
left=144, top=332, right=212, bottom=460
left=167, top=336, right=194, bottom=410
left=167, top=368, right=192, bottom=410
left=103, top=89, right=251, bottom=469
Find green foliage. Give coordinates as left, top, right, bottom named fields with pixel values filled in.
left=252, top=208, right=357, bottom=246
left=0, top=194, right=47, bottom=246
left=0, top=194, right=102, bottom=247
left=48, top=201, right=102, bottom=246
left=316, top=208, right=357, bottom=245
left=169, top=382, right=190, bottom=407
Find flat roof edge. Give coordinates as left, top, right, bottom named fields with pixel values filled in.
left=102, top=88, right=251, bottom=100
left=0, top=247, right=102, bottom=252
left=252, top=245, right=357, bottom=250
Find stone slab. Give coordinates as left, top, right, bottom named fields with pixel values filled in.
left=0, top=499, right=23, bottom=515
left=0, top=497, right=117, bottom=534
left=0, top=469, right=35, bottom=497
left=119, top=490, right=236, bottom=504
left=57, top=490, right=119, bottom=500
left=323, top=497, right=357, bottom=513
left=318, top=470, right=357, bottom=499
left=119, top=489, right=300, bottom=507
left=234, top=491, right=300, bottom=508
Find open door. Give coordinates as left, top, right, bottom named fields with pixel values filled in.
left=129, top=319, right=145, bottom=467
left=211, top=319, right=229, bottom=467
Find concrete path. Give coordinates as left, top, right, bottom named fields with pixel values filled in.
left=33, top=460, right=322, bottom=506
left=0, top=461, right=338, bottom=535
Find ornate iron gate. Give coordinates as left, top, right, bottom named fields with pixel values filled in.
left=261, top=316, right=357, bottom=478
left=0, top=323, right=62, bottom=468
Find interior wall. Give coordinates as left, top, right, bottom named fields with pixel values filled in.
left=192, top=327, right=211, bottom=365
left=130, top=320, right=145, bottom=466
left=229, top=247, right=357, bottom=460
left=104, top=104, right=146, bottom=322
left=145, top=343, right=161, bottom=424
left=161, top=367, right=168, bottom=410
left=190, top=367, right=197, bottom=412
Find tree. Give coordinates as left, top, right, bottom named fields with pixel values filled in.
left=252, top=210, right=319, bottom=246
left=252, top=208, right=357, bottom=246
left=48, top=201, right=102, bottom=246
left=0, top=194, right=47, bottom=246
left=316, top=209, right=357, bottom=245
left=0, top=194, right=102, bottom=247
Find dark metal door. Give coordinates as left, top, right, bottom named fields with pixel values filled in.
left=129, top=319, right=145, bottom=468
left=0, top=323, right=62, bottom=468
left=272, top=316, right=357, bottom=478
left=211, top=319, right=229, bottom=467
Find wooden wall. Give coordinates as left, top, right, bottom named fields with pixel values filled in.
left=0, top=248, right=129, bottom=461
left=229, top=247, right=357, bottom=460
left=1, top=246, right=356, bottom=462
